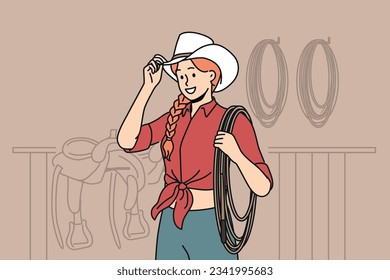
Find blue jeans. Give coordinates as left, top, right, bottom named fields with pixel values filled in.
left=155, top=207, right=238, bottom=260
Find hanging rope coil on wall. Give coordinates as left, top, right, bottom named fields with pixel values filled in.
left=214, top=106, right=257, bottom=254
left=296, top=37, right=339, bottom=128
left=246, top=38, right=289, bottom=128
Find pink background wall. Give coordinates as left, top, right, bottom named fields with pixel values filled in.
left=1, top=0, right=388, bottom=259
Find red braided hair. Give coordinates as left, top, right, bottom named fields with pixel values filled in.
left=162, top=94, right=190, bottom=160
left=162, top=58, right=221, bottom=160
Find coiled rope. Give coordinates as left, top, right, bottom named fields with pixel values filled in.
left=246, top=38, right=288, bottom=128
left=214, top=106, right=257, bottom=254
left=297, top=38, right=339, bottom=128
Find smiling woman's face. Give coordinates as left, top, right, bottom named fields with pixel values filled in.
left=176, top=60, right=215, bottom=101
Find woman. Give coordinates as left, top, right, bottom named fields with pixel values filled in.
left=117, top=32, right=273, bottom=260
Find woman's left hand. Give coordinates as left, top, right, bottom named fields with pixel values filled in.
left=214, top=131, right=242, bottom=163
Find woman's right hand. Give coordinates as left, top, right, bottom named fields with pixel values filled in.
left=143, top=55, right=166, bottom=89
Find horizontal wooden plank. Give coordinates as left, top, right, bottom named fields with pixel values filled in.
left=269, top=147, right=376, bottom=154
left=12, top=147, right=57, bottom=154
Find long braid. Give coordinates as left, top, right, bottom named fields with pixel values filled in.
left=163, top=94, right=191, bottom=160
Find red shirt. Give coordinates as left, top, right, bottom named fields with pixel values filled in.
left=124, top=98, right=273, bottom=229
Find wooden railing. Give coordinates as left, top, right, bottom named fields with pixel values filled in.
left=269, top=147, right=376, bottom=260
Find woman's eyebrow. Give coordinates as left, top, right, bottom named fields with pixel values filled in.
left=176, top=68, right=181, bottom=71
left=188, top=67, right=195, bottom=70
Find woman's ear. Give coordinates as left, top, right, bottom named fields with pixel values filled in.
left=209, top=70, right=215, bottom=81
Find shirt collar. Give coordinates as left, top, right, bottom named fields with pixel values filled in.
left=182, top=98, right=217, bottom=118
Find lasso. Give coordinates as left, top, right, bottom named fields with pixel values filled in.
left=246, top=38, right=288, bottom=128
left=297, top=38, right=339, bottom=128
left=214, top=106, right=257, bottom=254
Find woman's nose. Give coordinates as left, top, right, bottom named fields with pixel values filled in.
left=184, top=74, right=189, bottom=86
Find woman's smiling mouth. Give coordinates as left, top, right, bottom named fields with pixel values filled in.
left=185, top=87, right=196, bottom=94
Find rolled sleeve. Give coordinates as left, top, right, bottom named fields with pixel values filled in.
left=124, top=112, right=169, bottom=153
left=232, top=113, right=273, bottom=188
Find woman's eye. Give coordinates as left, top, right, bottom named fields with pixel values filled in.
left=192, top=73, right=196, bottom=77
left=180, top=75, right=184, bottom=79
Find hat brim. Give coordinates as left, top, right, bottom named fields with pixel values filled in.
left=163, top=44, right=238, bottom=92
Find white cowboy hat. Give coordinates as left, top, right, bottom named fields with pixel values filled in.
left=163, top=32, right=239, bottom=92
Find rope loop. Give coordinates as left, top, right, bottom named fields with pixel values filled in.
left=213, top=106, right=257, bottom=254
left=296, top=38, right=339, bottom=128
left=246, top=38, right=289, bottom=128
